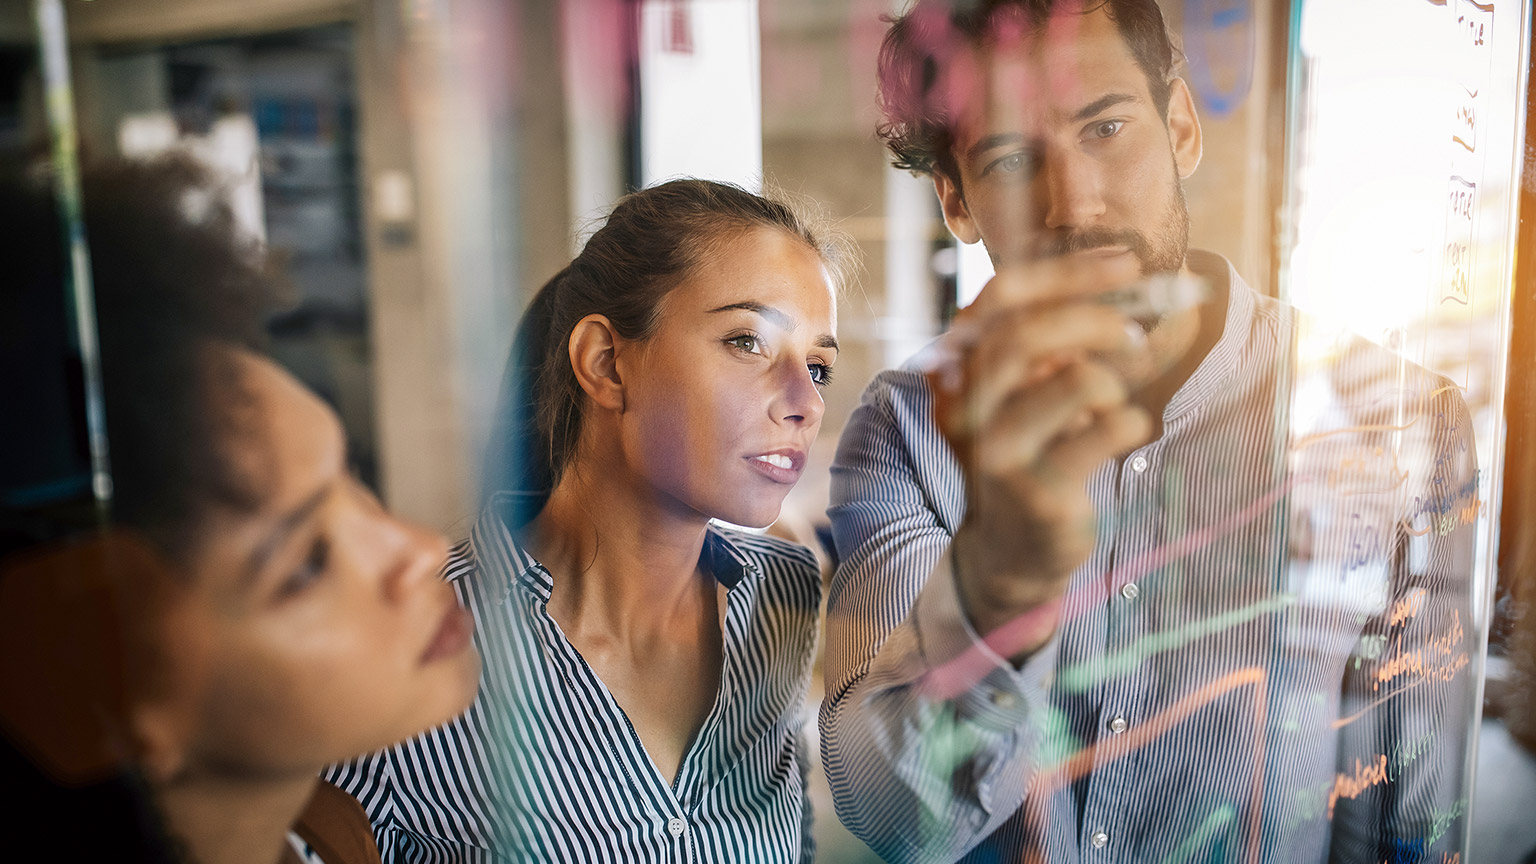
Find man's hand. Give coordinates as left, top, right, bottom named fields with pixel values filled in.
left=927, top=255, right=1154, bottom=659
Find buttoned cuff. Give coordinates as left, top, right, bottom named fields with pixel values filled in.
left=911, top=550, right=1058, bottom=733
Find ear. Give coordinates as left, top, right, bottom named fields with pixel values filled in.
left=1165, top=77, right=1203, bottom=180
left=933, top=172, right=983, bottom=245
left=567, top=314, right=626, bottom=412
left=128, top=701, right=189, bottom=783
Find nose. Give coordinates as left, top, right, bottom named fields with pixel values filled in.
left=1037, top=145, right=1105, bottom=231
left=381, top=514, right=451, bottom=603
left=771, top=359, right=825, bottom=428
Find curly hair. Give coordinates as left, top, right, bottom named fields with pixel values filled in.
left=0, top=155, right=281, bottom=559
left=877, top=0, right=1181, bottom=180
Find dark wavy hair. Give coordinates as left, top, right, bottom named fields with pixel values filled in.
left=877, top=0, right=1181, bottom=181
left=0, top=155, right=279, bottom=559
left=483, top=179, right=852, bottom=524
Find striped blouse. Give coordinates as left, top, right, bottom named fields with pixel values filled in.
left=327, top=494, right=822, bottom=862
left=821, top=251, right=1479, bottom=863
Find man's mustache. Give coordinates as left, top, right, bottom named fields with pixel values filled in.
left=1040, top=228, right=1149, bottom=258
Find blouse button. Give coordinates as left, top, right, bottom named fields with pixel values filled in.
left=1130, top=455, right=1149, bottom=473
left=667, top=817, right=686, bottom=838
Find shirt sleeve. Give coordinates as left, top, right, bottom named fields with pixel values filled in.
left=819, top=366, right=1057, bottom=864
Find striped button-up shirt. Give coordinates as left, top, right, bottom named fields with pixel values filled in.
left=328, top=495, right=822, bottom=862
left=821, top=251, right=1478, bottom=863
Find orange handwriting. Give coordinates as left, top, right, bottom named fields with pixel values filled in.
left=1328, top=754, right=1389, bottom=819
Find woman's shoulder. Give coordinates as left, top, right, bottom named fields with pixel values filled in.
left=288, top=780, right=382, bottom=864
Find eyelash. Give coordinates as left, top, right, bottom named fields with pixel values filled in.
left=723, top=332, right=835, bottom=388
left=280, top=537, right=329, bottom=598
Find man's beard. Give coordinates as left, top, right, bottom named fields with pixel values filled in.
left=1040, top=179, right=1190, bottom=276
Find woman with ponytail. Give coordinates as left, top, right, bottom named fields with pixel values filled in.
left=329, top=179, right=850, bottom=862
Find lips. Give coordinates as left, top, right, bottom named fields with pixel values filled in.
left=420, top=601, right=473, bottom=665
left=746, top=448, right=805, bottom=484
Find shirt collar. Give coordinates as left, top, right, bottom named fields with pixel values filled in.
left=471, top=491, right=760, bottom=604
left=1163, top=249, right=1258, bottom=422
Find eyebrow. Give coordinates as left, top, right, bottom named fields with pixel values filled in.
left=707, top=301, right=839, bottom=351
left=244, top=482, right=331, bottom=585
left=1070, top=92, right=1140, bottom=123
left=966, top=133, right=1025, bottom=162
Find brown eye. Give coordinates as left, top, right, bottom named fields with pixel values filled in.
left=724, top=334, right=763, bottom=355
left=1092, top=119, right=1125, bottom=139
left=280, top=538, right=329, bottom=597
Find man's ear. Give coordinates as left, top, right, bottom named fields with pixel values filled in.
left=567, top=314, right=626, bottom=412
left=1166, top=77, right=1203, bottom=180
left=933, top=171, right=983, bottom=245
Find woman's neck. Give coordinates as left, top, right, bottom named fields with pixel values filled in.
left=527, top=455, right=715, bottom=642
left=157, top=771, right=317, bottom=864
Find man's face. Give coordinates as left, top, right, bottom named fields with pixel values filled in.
left=933, top=4, right=1202, bottom=277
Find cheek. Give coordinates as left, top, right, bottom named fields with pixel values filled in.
left=627, top=372, right=757, bottom=486
left=194, top=600, right=409, bottom=768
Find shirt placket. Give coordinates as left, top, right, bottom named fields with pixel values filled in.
left=1080, top=443, right=1159, bottom=857
left=662, top=563, right=750, bottom=863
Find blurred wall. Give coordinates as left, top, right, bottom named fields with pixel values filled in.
left=66, top=0, right=563, bottom=534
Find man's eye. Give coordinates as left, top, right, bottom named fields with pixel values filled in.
left=724, top=334, right=762, bottom=354
left=984, top=152, right=1031, bottom=176
left=1090, top=119, right=1125, bottom=139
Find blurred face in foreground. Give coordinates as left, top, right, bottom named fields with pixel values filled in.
left=164, top=348, right=479, bottom=778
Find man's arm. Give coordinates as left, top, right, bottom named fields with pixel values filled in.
left=821, top=258, right=1152, bottom=863
left=820, top=367, right=1058, bottom=864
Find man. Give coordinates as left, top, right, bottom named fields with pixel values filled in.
left=822, top=0, right=1478, bottom=861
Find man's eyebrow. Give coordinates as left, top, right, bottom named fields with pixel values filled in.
left=966, top=132, right=1026, bottom=162
left=1071, top=92, right=1140, bottom=123
left=245, top=483, right=330, bottom=585
left=707, top=301, right=795, bottom=332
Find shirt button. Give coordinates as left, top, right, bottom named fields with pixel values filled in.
left=1130, top=455, right=1148, bottom=472
left=1120, top=582, right=1140, bottom=600
left=1090, top=830, right=1109, bottom=848
left=990, top=690, right=1018, bottom=710
left=1108, top=715, right=1128, bottom=734
left=667, top=817, right=686, bottom=838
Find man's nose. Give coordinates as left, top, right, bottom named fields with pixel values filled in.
left=1037, top=147, right=1106, bottom=230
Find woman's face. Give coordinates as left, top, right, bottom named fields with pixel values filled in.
left=618, top=226, right=839, bottom=529
left=173, top=350, right=478, bottom=777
